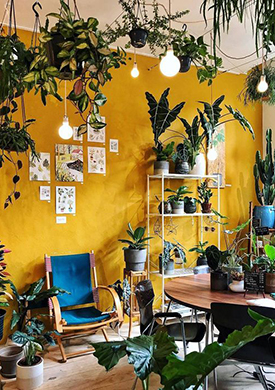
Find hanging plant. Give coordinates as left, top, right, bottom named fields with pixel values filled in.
left=239, top=64, right=275, bottom=106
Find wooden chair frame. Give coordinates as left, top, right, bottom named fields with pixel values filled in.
left=45, top=252, right=123, bottom=362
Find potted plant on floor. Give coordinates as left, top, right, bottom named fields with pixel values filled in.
left=183, top=196, right=197, bottom=214
left=197, top=180, right=213, bottom=213
left=159, top=240, right=186, bottom=275
left=229, top=271, right=245, bottom=293
left=172, top=141, right=190, bottom=174
left=152, top=142, right=174, bottom=175
left=165, top=185, right=192, bottom=214
left=206, top=245, right=229, bottom=291
left=119, top=223, right=153, bottom=271
left=253, top=129, right=275, bottom=228
left=189, top=241, right=209, bottom=266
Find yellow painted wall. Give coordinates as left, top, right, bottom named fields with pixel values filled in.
left=0, top=29, right=262, bottom=338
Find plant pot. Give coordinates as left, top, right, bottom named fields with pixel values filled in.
left=229, top=280, right=245, bottom=293
left=172, top=200, right=184, bottom=214
left=0, top=346, right=23, bottom=378
left=154, top=161, right=169, bottom=175
left=190, top=153, right=206, bottom=176
left=0, top=308, right=6, bottom=340
left=16, top=356, right=43, bottom=390
left=265, top=272, right=275, bottom=293
left=222, top=265, right=243, bottom=274
left=184, top=199, right=197, bottom=214
left=210, top=271, right=229, bottom=291
left=175, top=161, right=190, bottom=174
left=129, top=28, right=148, bottom=48
left=45, top=33, right=83, bottom=80
left=159, top=256, right=174, bottom=275
left=158, top=201, right=172, bottom=214
left=197, top=255, right=208, bottom=266
left=124, top=248, right=147, bottom=271
left=201, top=202, right=212, bottom=214
left=178, top=55, right=191, bottom=73
left=253, top=205, right=275, bottom=228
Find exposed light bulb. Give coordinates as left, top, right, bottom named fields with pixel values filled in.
left=131, top=62, right=139, bottom=78
left=207, top=146, right=218, bottom=161
left=160, top=48, right=180, bottom=77
left=257, top=74, right=268, bottom=93
left=58, top=115, right=73, bottom=140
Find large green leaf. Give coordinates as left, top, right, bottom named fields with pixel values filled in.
left=265, top=244, right=275, bottom=261
left=145, top=88, right=185, bottom=145
left=11, top=310, right=21, bottom=330
left=24, top=277, right=45, bottom=301
left=34, top=286, right=69, bottom=303
left=92, top=341, right=127, bottom=371
left=162, top=309, right=275, bottom=389
left=225, top=105, right=255, bottom=139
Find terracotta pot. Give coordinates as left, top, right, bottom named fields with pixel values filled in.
left=201, top=202, right=212, bottom=214
left=265, top=272, right=275, bottom=293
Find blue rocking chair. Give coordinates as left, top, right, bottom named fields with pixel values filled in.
left=45, top=252, right=123, bottom=362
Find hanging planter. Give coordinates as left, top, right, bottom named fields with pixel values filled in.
left=178, top=55, right=191, bottom=73
left=129, top=27, right=148, bottom=48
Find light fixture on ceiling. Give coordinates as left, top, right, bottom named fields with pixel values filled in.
left=131, top=48, right=139, bottom=78
left=58, top=81, right=73, bottom=140
left=257, top=42, right=268, bottom=94
left=159, top=0, right=180, bottom=77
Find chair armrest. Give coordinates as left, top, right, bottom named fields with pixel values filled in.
left=97, top=285, right=123, bottom=323
left=50, top=296, right=63, bottom=333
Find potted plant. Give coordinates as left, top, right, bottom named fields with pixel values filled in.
left=222, top=253, right=243, bottom=274
left=197, top=180, right=213, bottom=213
left=159, top=240, right=186, bottom=275
left=253, top=129, right=275, bottom=228
left=255, top=244, right=275, bottom=293
left=165, top=186, right=191, bottom=214
left=155, top=196, right=172, bottom=215
left=206, top=245, right=229, bottom=291
left=189, top=241, right=209, bottom=266
left=172, top=141, right=190, bottom=174
left=152, top=142, right=174, bottom=175
left=229, top=271, right=245, bottom=293
left=183, top=196, right=197, bottom=214
left=119, top=223, right=152, bottom=271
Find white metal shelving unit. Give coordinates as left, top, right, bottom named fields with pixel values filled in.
left=147, top=173, right=221, bottom=310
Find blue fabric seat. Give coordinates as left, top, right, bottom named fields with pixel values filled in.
left=62, top=306, right=110, bottom=326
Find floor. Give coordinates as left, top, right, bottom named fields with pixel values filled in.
left=2, top=322, right=275, bottom=390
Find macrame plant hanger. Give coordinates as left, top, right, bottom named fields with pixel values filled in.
left=31, top=1, right=42, bottom=49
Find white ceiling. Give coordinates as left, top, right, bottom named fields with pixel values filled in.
left=0, top=0, right=272, bottom=73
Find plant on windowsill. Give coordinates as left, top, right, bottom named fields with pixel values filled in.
left=197, top=179, right=213, bottom=214
left=159, top=239, right=186, bottom=275
left=171, top=141, right=190, bottom=174
left=189, top=241, right=209, bottom=266
left=119, top=223, right=153, bottom=272
left=206, top=245, right=229, bottom=291
left=165, top=186, right=192, bottom=215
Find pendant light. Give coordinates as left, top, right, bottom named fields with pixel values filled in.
left=257, top=39, right=268, bottom=93
left=159, top=0, right=180, bottom=77
left=58, top=81, right=73, bottom=140
left=131, top=48, right=139, bottom=78
left=207, top=145, right=218, bottom=161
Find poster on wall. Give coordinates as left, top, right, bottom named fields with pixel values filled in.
left=55, top=144, right=83, bottom=182
left=56, top=186, right=76, bottom=214
left=73, top=126, right=83, bottom=142
left=87, top=116, right=106, bottom=143
left=207, top=124, right=226, bottom=188
left=29, top=152, right=50, bottom=182
left=88, top=147, right=106, bottom=174
left=40, top=186, right=51, bottom=201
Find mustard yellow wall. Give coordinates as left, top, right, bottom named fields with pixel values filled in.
left=0, top=29, right=262, bottom=338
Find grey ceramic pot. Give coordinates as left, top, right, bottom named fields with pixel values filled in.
left=175, top=161, right=190, bottom=174
left=154, top=161, right=169, bottom=175
left=124, top=248, right=147, bottom=271
left=222, top=265, right=243, bottom=274
left=172, top=200, right=184, bottom=214
left=0, top=346, right=24, bottom=378
left=159, top=256, right=175, bottom=275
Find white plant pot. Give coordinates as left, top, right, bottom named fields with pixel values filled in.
left=190, top=153, right=206, bottom=176
left=16, top=356, right=43, bottom=390
left=229, top=280, right=245, bottom=293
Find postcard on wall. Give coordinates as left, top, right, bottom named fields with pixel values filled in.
left=40, top=186, right=51, bottom=201
left=56, top=186, right=76, bottom=214
left=87, top=116, right=106, bottom=143
left=110, top=139, right=119, bottom=153
left=73, top=126, right=83, bottom=142
left=55, top=144, right=83, bottom=182
left=29, top=152, right=50, bottom=182
left=207, top=123, right=226, bottom=188
left=88, top=147, right=106, bottom=174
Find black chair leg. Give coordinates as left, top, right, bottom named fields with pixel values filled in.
left=254, top=365, right=269, bottom=390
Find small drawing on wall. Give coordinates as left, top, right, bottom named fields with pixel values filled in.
left=55, top=144, right=83, bottom=182
left=110, top=139, right=119, bottom=153
left=40, top=186, right=51, bottom=201
left=88, top=147, right=106, bottom=174
left=29, top=152, right=50, bottom=182
left=56, top=186, right=76, bottom=214
left=87, top=116, right=105, bottom=143
left=73, top=127, right=83, bottom=142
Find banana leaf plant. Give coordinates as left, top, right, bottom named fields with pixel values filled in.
left=92, top=309, right=275, bottom=389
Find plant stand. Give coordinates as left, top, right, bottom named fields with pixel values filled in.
left=123, top=269, right=147, bottom=337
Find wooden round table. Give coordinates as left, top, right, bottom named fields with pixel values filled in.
left=164, top=274, right=260, bottom=312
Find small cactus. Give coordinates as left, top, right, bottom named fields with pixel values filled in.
left=254, top=129, right=275, bottom=205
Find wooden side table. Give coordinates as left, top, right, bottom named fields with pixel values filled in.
left=123, top=269, right=147, bottom=337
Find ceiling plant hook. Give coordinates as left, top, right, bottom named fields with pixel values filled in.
left=32, top=1, right=42, bottom=19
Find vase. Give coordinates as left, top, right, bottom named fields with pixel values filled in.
left=172, top=200, right=184, bottom=214
left=190, top=153, right=206, bottom=176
